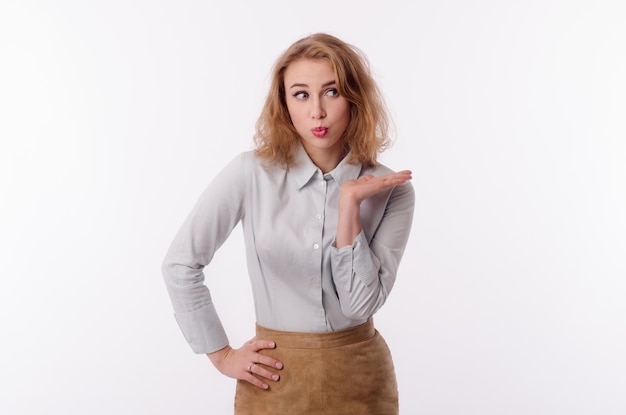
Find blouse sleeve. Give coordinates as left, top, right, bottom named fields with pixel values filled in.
left=161, top=153, right=246, bottom=354
left=329, top=181, right=415, bottom=319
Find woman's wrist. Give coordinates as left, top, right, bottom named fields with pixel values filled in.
left=336, top=197, right=361, bottom=248
left=207, top=345, right=232, bottom=368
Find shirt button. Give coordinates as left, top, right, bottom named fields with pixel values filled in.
left=316, top=308, right=324, bottom=316
left=313, top=243, right=319, bottom=250
left=315, top=213, right=322, bottom=220
left=312, top=277, right=320, bottom=286
left=319, top=180, right=325, bottom=187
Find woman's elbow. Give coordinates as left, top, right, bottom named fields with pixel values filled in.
left=339, top=293, right=386, bottom=320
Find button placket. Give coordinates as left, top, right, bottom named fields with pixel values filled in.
left=309, top=171, right=327, bottom=325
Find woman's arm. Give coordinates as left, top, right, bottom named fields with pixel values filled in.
left=332, top=170, right=414, bottom=319
left=161, top=154, right=246, bottom=354
left=162, top=153, right=282, bottom=388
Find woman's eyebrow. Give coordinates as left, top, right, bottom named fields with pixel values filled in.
left=289, top=80, right=336, bottom=89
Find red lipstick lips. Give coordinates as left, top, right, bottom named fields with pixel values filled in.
left=311, top=126, right=328, bottom=138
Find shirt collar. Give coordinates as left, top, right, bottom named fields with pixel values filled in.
left=291, top=142, right=363, bottom=189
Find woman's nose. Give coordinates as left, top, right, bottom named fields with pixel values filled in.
left=311, top=99, right=326, bottom=119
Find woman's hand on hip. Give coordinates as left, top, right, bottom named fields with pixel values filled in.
left=207, top=337, right=283, bottom=389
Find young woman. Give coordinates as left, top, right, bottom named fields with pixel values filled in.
left=162, top=32, right=415, bottom=414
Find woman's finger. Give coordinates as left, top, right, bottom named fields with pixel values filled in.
left=256, top=352, right=284, bottom=370
left=249, top=362, right=281, bottom=382
left=249, top=339, right=276, bottom=351
left=243, top=370, right=270, bottom=389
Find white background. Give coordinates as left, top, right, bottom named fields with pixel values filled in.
left=1, top=0, right=625, bottom=414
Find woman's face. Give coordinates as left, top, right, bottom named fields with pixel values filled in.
left=284, top=59, right=351, bottom=170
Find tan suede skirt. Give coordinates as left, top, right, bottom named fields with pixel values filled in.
left=234, top=319, right=399, bottom=415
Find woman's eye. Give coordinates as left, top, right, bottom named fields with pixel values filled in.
left=325, top=88, right=339, bottom=97
left=293, top=91, right=309, bottom=100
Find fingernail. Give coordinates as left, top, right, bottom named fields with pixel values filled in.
left=275, top=362, right=283, bottom=369
left=272, top=374, right=279, bottom=381
left=263, top=384, right=269, bottom=389
left=269, top=342, right=275, bottom=348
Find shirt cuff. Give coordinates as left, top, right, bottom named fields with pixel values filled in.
left=331, top=230, right=378, bottom=291
left=173, top=302, right=229, bottom=354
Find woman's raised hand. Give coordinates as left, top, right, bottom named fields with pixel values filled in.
left=340, top=170, right=412, bottom=206
left=207, top=337, right=283, bottom=389
left=335, top=170, right=412, bottom=248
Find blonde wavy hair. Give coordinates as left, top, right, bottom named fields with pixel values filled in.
left=254, top=33, right=392, bottom=169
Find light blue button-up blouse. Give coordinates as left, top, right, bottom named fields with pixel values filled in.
left=162, top=144, right=415, bottom=354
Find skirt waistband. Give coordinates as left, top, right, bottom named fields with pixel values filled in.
left=255, top=319, right=375, bottom=349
